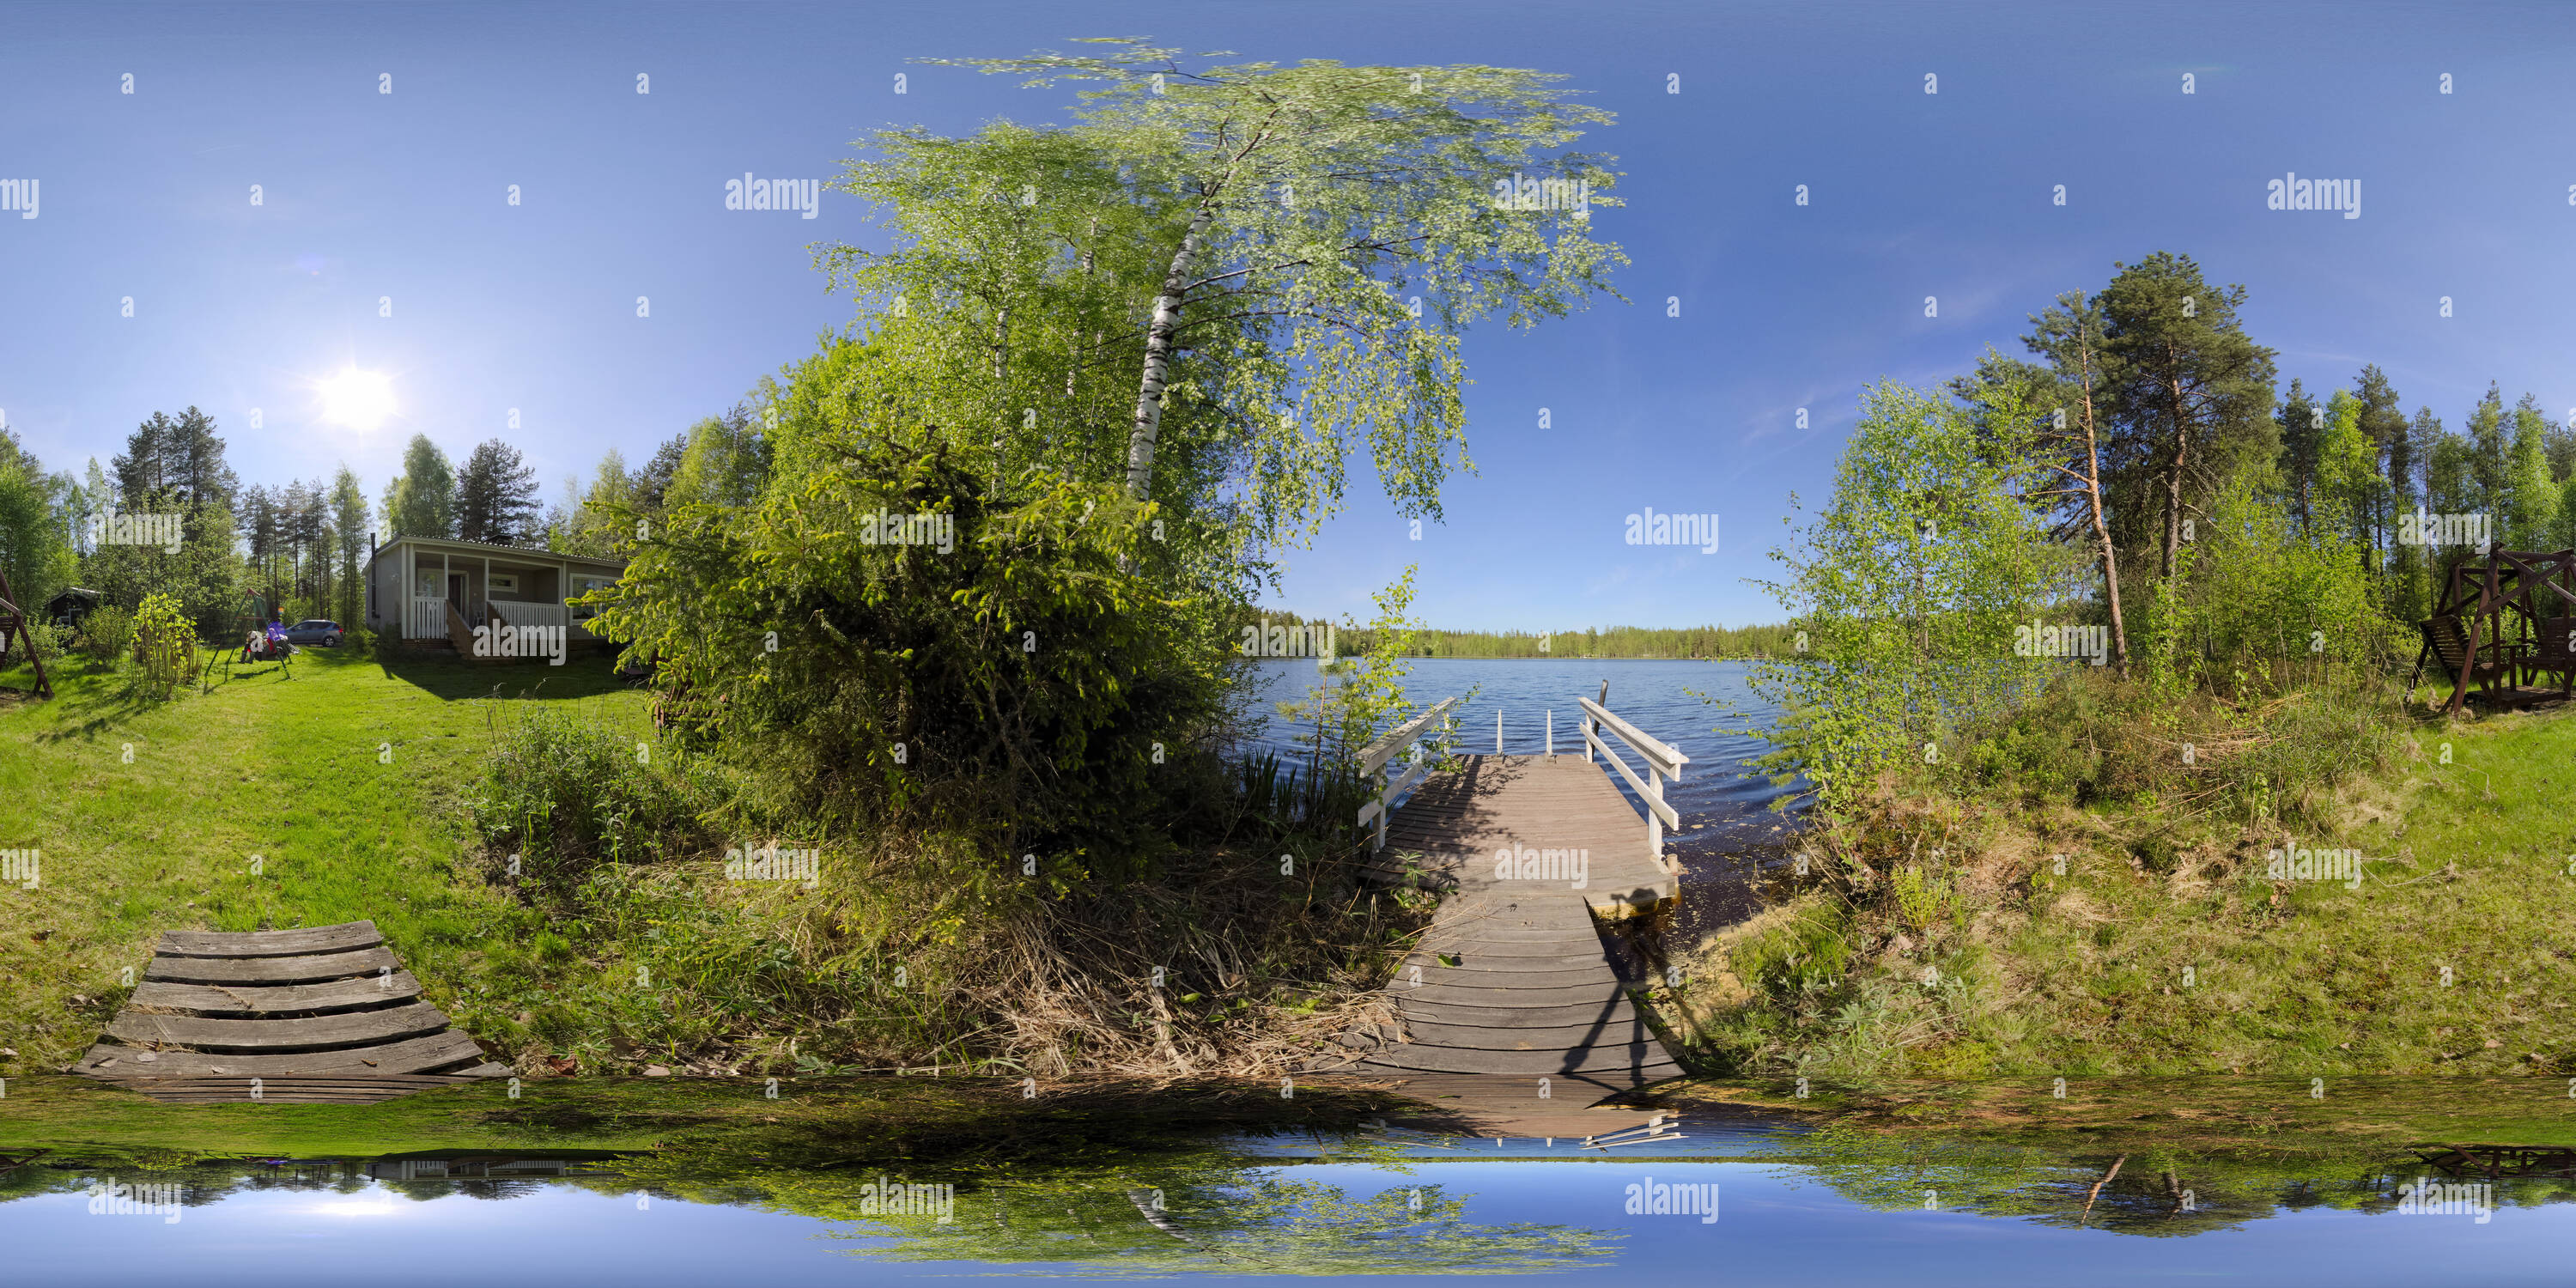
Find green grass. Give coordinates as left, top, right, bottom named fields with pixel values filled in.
left=0, top=1070, right=1400, bottom=1163
left=0, top=644, right=1421, bottom=1083
left=0, top=647, right=650, bottom=1076
left=1677, top=699, right=2576, bottom=1079
left=1676, top=1074, right=2576, bottom=1153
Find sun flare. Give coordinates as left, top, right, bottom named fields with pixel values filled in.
left=317, top=368, right=397, bottom=431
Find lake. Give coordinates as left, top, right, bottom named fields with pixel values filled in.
left=1246, top=657, right=1806, bottom=932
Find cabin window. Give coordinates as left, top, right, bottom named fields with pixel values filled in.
left=571, top=575, right=614, bottom=621
left=489, top=573, right=519, bottom=595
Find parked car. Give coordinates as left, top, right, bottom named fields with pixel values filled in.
left=281, top=619, right=343, bottom=647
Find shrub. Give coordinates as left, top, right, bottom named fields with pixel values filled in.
left=130, top=592, right=197, bottom=700
left=80, top=605, right=133, bottom=664
left=465, top=708, right=742, bottom=893
left=1890, top=864, right=1950, bottom=932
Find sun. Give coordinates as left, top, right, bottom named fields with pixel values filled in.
left=317, top=368, right=397, bottom=431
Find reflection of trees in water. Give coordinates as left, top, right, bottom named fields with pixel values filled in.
left=0, top=1157, right=614, bottom=1212
left=1759, top=1127, right=2576, bottom=1236
left=382, top=1179, right=548, bottom=1202
left=605, top=1137, right=1615, bottom=1275
left=817, top=1177, right=1619, bottom=1275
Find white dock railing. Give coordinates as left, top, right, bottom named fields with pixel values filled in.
left=1355, top=696, right=1461, bottom=852
left=1578, top=695, right=1689, bottom=866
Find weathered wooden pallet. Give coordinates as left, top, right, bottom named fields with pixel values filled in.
left=75, top=920, right=507, bottom=1103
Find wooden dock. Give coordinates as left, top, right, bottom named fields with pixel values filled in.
left=1323, top=696, right=1693, bottom=1117
left=74, top=920, right=507, bottom=1103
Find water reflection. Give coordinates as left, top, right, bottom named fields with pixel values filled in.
left=8, top=1113, right=2576, bottom=1283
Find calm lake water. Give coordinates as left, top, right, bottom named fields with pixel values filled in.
left=1246, top=658, right=1805, bottom=931
left=10, top=1116, right=2572, bottom=1285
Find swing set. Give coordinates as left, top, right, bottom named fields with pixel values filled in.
left=2410, top=547, right=2576, bottom=714
left=0, top=569, right=55, bottom=699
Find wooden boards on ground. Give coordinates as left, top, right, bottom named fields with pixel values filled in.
left=76, top=920, right=505, bottom=1103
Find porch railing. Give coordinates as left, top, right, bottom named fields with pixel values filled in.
left=487, top=600, right=570, bottom=634
left=404, top=597, right=448, bottom=641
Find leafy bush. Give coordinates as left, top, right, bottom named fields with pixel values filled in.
left=1949, top=666, right=2395, bottom=826
left=1742, top=381, right=2075, bottom=813
left=465, top=708, right=740, bottom=892
left=79, top=605, right=133, bottom=664
left=1890, top=864, right=1950, bottom=932
left=130, top=592, right=197, bottom=700
left=592, top=352, right=1236, bottom=881
left=13, top=618, right=59, bottom=664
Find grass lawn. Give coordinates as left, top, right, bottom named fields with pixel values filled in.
left=1679, top=699, right=2576, bottom=1078
left=0, top=645, right=649, bottom=1076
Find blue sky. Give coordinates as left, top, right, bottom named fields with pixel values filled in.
left=3, top=0, right=2571, bottom=629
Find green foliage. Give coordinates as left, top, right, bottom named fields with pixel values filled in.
left=2157, top=475, right=2387, bottom=700
left=915, top=39, right=1625, bottom=532
left=1274, top=566, right=1429, bottom=768
left=1950, top=667, right=2394, bottom=825
left=1890, top=864, right=1950, bottom=933
left=1729, top=899, right=1852, bottom=994
left=129, top=592, right=197, bottom=701
left=2096, top=252, right=2280, bottom=578
left=380, top=434, right=456, bottom=539
left=1743, top=380, right=2069, bottom=811
left=76, top=604, right=132, bottom=663
left=464, top=708, right=740, bottom=891
left=0, top=434, right=72, bottom=615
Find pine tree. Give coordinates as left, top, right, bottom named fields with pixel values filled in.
left=2275, top=379, right=2321, bottom=525
left=454, top=439, right=541, bottom=544
left=2096, top=252, right=2281, bottom=580
left=2354, top=364, right=2407, bottom=555
left=329, top=466, right=371, bottom=626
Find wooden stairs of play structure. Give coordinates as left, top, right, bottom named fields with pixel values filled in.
left=73, top=920, right=508, bottom=1104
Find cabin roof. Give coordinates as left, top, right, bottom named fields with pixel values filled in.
left=369, top=534, right=627, bottom=570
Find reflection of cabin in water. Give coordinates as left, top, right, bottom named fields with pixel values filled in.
left=364, top=1154, right=625, bottom=1182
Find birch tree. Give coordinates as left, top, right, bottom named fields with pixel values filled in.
left=923, top=39, right=1626, bottom=541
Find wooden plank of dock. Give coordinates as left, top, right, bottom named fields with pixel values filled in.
left=1339, top=753, right=1685, bottom=1110
left=76, top=920, right=507, bottom=1103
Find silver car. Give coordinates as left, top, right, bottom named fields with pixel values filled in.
left=281, top=619, right=344, bottom=647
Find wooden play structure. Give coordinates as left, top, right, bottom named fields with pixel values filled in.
left=2411, top=548, right=2576, bottom=714
left=0, top=569, right=54, bottom=699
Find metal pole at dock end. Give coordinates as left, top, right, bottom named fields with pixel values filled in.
left=1497, top=708, right=1504, bottom=756
left=1546, top=709, right=1553, bottom=760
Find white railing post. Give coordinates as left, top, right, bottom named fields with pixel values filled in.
left=1546, top=709, right=1553, bottom=760
left=1647, top=772, right=1664, bottom=860
left=1577, top=696, right=1689, bottom=867
left=1356, top=696, right=1461, bottom=854
left=1375, top=780, right=1390, bottom=852
left=1496, top=709, right=1504, bottom=756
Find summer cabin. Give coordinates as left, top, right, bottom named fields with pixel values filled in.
left=364, top=534, right=625, bottom=659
